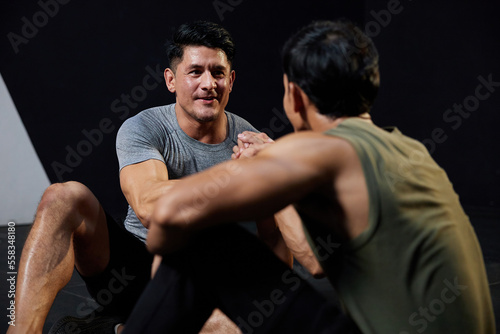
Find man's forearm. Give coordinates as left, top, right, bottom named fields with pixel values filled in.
left=274, top=206, right=324, bottom=277
left=256, top=216, right=293, bottom=267
left=147, top=219, right=191, bottom=254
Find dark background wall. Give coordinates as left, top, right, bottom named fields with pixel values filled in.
left=1, top=0, right=499, bottom=223
left=366, top=0, right=500, bottom=213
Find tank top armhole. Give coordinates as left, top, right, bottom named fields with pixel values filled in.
left=323, top=126, right=381, bottom=251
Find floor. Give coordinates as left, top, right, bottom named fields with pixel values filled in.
left=1, top=207, right=498, bottom=333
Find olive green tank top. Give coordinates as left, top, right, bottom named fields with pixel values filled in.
left=302, top=118, right=495, bottom=333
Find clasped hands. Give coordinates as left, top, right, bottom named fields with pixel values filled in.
left=231, top=131, right=274, bottom=160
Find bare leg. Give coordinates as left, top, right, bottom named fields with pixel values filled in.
left=199, top=309, right=242, bottom=334
left=7, top=182, right=110, bottom=334
left=151, top=254, right=163, bottom=278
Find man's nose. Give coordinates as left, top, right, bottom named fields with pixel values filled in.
left=200, top=71, right=216, bottom=90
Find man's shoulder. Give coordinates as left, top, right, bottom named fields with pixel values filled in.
left=270, top=131, right=357, bottom=167
left=225, top=110, right=258, bottom=133
left=132, top=104, right=175, bottom=120
left=117, top=104, right=177, bottom=140
left=278, top=131, right=349, bottom=145
left=120, top=104, right=175, bottom=127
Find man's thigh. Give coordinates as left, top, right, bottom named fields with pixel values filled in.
left=78, top=213, right=153, bottom=320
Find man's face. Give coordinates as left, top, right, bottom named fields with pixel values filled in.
left=166, top=45, right=235, bottom=123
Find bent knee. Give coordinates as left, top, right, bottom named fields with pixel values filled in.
left=40, top=181, right=91, bottom=207
left=38, top=182, right=101, bottom=225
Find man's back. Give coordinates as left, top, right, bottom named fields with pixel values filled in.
left=298, top=118, right=494, bottom=334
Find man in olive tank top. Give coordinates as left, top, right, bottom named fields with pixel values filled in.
left=134, top=20, right=495, bottom=333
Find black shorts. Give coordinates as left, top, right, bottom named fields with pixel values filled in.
left=78, top=213, right=153, bottom=321
left=123, top=224, right=361, bottom=334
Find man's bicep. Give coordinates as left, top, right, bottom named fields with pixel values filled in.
left=120, top=159, right=169, bottom=190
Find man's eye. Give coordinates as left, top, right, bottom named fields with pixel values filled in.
left=190, top=70, right=201, bottom=75
left=213, top=71, right=225, bottom=77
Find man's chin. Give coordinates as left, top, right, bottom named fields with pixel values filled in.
left=193, top=109, right=221, bottom=123
left=195, top=116, right=218, bottom=123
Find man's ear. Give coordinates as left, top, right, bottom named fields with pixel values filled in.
left=290, top=82, right=307, bottom=115
left=228, top=70, right=236, bottom=93
left=165, top=68, right=176, bottom=93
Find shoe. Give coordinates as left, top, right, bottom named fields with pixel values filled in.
left=48, top=315, right=123, bottom=334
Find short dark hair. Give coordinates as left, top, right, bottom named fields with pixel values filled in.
left=282, top=20, right=380, bottom=117
left=167, top=21, right=235, bottom=71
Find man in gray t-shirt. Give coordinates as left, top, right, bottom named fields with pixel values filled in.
left=116, top=103, right=257, bottom=242
left=11, top=21, right=280, bottom=334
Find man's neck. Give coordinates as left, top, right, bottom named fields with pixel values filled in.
left=309, top=111, right=373, bottom=133
left=175, top=107, right=228, bottom=144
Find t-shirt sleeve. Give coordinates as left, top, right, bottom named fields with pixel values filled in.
left=116, top=114, right=166, bottom=171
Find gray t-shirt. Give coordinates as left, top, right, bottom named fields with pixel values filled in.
left=116, top=103, right=257, bottom=242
